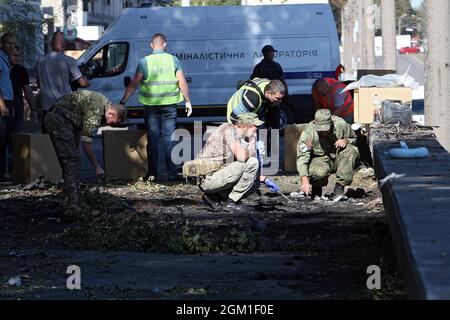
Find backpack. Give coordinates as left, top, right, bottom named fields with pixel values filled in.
left=182, top=158, right=223, bottom=180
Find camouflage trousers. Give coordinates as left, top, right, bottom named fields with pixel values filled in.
left=309, top=145, right=359, bottom=187
left=44, top=109, right=82, bottom=209
left=201, top=157, right=259, bottom=203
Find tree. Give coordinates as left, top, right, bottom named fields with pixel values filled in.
left=396, top=0, right=413, bottom=20
left=413, top=2, right=426, bottom=38
left=0, top=0, right=53, bottom=68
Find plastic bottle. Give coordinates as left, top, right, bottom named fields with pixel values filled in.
left=372, top=94, right=381, bottom=124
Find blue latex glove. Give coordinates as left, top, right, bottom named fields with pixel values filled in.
left=264, top=178, right=280, bottom=193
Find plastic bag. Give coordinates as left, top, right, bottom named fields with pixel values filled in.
left=343, top=66, right=420, bottom=92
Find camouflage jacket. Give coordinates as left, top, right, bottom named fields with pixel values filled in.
left=51, top=90, right=111, bottom=143
left=296, top=115, right=356, bottom=177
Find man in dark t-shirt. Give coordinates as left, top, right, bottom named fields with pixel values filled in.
left=9, top=46, right=35, bottom=132
left=251, top=45, right=285, bottom=82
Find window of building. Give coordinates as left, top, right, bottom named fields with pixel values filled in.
left=83, top=0, right=88, bottom=11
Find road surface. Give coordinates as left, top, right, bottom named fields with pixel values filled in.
left=375, top=53, right=424, bottom=85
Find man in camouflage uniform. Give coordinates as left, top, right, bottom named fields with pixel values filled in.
left=44, top=90, right=126, bottom=215
left=194, top=113, right=279, bottom=212
left=297, top=109, right=359, bottom=198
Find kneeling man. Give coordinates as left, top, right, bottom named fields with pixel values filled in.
left=297, top=109, right=359, bottom=199
left=191, top=113, right=278, bottom=212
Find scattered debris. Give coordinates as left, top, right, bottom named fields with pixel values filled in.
left=23, top=176, right=52, bottom=191
left=346, top=188, right=369, bottom=199
left=379, top=173, right=407, bottom=188
left=0, top=170, right=405, bottom=299
left=8, top=276, right=22, bottom=286
left=359, top=168, right=375, bottom=177
left=333, top=195, right=347, bottom=203
left=366, top=198, right=383, bottom=208
left=290, top=192, right=306, bottom=199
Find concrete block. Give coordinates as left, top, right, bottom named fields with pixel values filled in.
left=284, top=124, right=307, bottom=173
left=12, top=133, right=62, bottom=184
left=102, top=130, right=148, bottom=180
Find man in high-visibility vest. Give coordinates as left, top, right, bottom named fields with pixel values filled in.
left=312, top=78, right=354, bottom=124
left=227, top=78, right=285, bottom=125
left=227, top=78, right=285, bottom=174
left=120, top=33, right=192, bottom=182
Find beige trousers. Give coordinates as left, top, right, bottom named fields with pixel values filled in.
left=201, top=157, right=259, bottom=202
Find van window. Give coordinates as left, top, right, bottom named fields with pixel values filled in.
left=84, top=42, right=129, bottom=78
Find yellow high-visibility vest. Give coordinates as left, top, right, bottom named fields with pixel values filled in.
left=138, top=53, right=183, bottom=106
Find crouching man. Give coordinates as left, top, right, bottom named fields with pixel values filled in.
left=297, top=109, right=359, bottom=199
left=184, top=113, right=277, bottom=212
left=44, top=90, right=126, bottom=216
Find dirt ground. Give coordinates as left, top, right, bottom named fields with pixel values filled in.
left=0, top=168, right=407, bottom=300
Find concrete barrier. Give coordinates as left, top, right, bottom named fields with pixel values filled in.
left=102, top=130, right=148, bottom=180
left=12, top=133, right=62, bottom=184
left=371, top=134, right=450, bottom=299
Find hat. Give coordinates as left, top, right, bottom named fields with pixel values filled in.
left=262, top=45, right=277, bottom=54
left=314, top=109, right=332, bottom=132
left=236, top=113, right=265, bottom=127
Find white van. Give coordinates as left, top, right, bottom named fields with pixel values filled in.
left=77, top=3, right=340, bottom=124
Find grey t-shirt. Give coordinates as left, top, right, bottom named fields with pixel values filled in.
left=35, top=52, right=82, bottom=111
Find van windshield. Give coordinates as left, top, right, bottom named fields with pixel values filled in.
left=77, top=12, right=123, bottom=64
left=77, top=40, right=100, bottom=63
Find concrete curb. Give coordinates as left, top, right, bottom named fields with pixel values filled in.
left=372, top=137, right=450, bottom=299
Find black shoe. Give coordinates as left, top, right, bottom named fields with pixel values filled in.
left=311, top=186, right=322, bottom=198
left=333, top=184, right=345, bottom=196
left=333, top=184, right=346, bottom=202
left=202, top=193, right=222, bottom=211
left=223, top=199, right=252, bottom=213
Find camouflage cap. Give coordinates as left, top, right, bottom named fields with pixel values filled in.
left=314, top=109, right=332, bottom=132
left=236, top=112, right=264, bottom=127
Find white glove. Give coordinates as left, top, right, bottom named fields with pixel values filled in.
left=185, top=101, right=192, bottom=117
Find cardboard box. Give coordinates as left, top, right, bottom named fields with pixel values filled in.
left=284, top=124, right=307, bottom=173
left=12, top=134, right=62, bottom=184
left=102, top=130, right=148, bottom=180
left=354, top=87, right=412, bottom=124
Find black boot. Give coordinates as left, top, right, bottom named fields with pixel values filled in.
left=202, top=193, right=223, bottom=211
left=311, top=186, right=322, bottom=198
left=333, top=184, right=346, bottom=202
left=333, top=184, right=345, bottom=196
left=223, top=198, right=252, bottom=213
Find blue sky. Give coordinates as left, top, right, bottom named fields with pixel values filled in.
left=411, top=0, right=423, bottom=9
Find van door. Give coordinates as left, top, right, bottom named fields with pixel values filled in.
left=80, top=42, right=130, bottom=104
